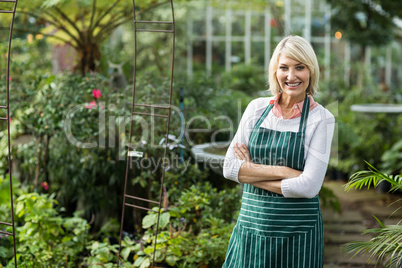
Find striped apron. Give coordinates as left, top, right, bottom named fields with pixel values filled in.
left=223, top=95, right=324, bottom=268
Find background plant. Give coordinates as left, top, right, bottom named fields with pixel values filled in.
left=5, top=0, right=194, bottom=74
left=342, top=162, right=402, bottom=268
left=129, top=181, right=240, bottom=268
left=317, top=61, right=402, bottom=177
left=1, top=192, right=90, bottom=268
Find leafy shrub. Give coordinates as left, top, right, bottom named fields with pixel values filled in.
left=131, top=182, right=240, bottom=268
left=381, top=139, right=402, bottom=175
left=84, top=239, right=121, bottom=267
left=173, top=71, right=254, bottom=144
left=7, top=73, right=130, bottom=230
left=221, top=64, right=267, bottom=95
left=80, top=181, right=241, bottom=268
left=317, top=68, right=402, bottom=175
left=0, top=176, right=27, bottom=266
left=2, top=193, right=90, bottom=267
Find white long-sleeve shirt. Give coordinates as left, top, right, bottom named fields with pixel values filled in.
left=223, top=96, right=335, bottom=198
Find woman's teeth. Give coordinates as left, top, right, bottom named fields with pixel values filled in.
left=287, top=82, right=301, bottom=87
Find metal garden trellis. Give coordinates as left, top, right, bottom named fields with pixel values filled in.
left=0, top=0, right=19, bottom=267
left=118, top=0, right=176, bottom=267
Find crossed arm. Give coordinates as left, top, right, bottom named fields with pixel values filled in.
left=224, top=99, right=334, bottom=198
left=233, top=143, right=302, bottom=195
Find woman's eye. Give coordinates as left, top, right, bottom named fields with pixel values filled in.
left=296, top=66, right=305, bottom=70
left=279, top=66, right=288, bottom=70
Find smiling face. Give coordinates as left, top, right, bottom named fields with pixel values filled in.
left=276, top=55, right=311, bottom=102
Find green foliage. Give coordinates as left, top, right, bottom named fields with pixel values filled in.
left=0, top=176, right=138, bottom=267
left=137, top=217, right=234, bottom=268
left=342, top=222, right=402, bottom=268
left=163, top=164, right=209, bottom=202
left=135, top=164, right=242, bottom=229
left=344, top=161, right=402, bottom=193
left=0, top=67, right=251, bottom=232
left=5, top=193, right=90, bottom=267
left=80, top=181, right=240, bottom=268
left=172, top=182, right=241, bottom=228
left=342, top=163, right=402, bottom=267
left=0, top=73, right=132, bottom=229
left=318, top=185, right=341, bottom=213
left=176, top=71, right=253, bottom=144
left=221, top=64, right=267, bottom=95
left=0, top=175, right=26, bottom=223
left=11, top=0, right=193, bottom=74
left=84, top=239, right=121, bottom=267
left=317, top=64, right=402, bottom=175
left=0, top=176, right=21, bottom=266
left=327, top=0, right=402, bottom=48
left=132, top=182, right=239, bottom=268
left=381, top=139, right=402, bottom=175
left=0, top=38, right=52, bottom=78
left=142, top=209, right=170, bottom=230
left=0, top=181, right=238, bottom=267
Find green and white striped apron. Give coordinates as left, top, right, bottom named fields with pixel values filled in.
left=223, top=95, right=324, bottom=268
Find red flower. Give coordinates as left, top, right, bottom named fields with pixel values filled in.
left=41, top=182, right=49, bottom=191
left=85, top=100, right=96, bottom=109
left=92, top=89, right=101, bottom=99
left=269, top=99, right=275, bottom=105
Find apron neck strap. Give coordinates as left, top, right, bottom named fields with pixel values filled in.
left=298, top=94, right=310, bottom=133
left=253, top=101, right=274, bottom=131
left=253, top=94, right=310, bottom=132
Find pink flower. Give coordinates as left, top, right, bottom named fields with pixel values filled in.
left=92, top=89, right=101, bottom=99
left=8, top=117, right=11, bottom=123
left=85, top=100, right=96, bottom=109
left=8, top=77, right=11, bottom=81
left=41, top=182, right=49, bottom=191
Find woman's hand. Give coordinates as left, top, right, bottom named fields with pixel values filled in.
left=234, top=143, right=252, bottom=162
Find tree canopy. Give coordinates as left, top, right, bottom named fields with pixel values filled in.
left=15, top=0, right=182, bottom=75
left=327, top=0, right=402, bottom=48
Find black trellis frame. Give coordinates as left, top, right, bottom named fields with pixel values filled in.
left=0, top=0, right=19, bottom=267
left=118, top=0, right=176, bottom=267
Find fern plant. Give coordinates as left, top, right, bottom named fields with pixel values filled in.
left=341, top=161, right=402, bottom=268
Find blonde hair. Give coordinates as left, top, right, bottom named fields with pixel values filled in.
left=268, top=35, right=319, bottom=96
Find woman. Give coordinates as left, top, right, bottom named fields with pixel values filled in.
left=222, top=35, right=335, bottom=267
